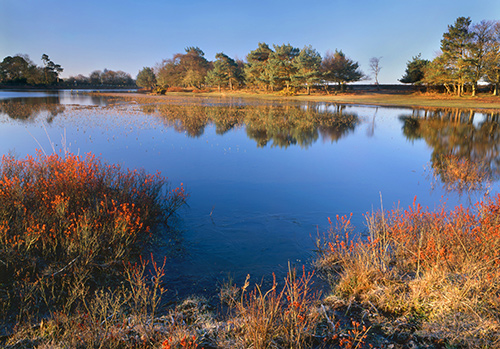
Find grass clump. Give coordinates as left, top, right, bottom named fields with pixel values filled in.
left=0, top=151, right=187, bottom=342
left=222, top=266, right=319, bottom=348
left=213, top=264, right=372, bottom=348
left=316, top=195, right=500, bottom=348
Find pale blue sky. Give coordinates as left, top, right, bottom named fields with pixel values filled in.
left=1, top=0, right=499, bottom=83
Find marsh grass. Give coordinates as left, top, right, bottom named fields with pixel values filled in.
left=316, top=196, right=500, bottom=348
left=4, top=254, right=189, bottom=348
left=212, top=264, right=373, bottom=348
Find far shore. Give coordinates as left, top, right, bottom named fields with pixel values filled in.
left=97, top=89, right=500, bottom=111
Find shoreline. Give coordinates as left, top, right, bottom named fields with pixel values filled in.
left=97, top=89, right=500, bottom=111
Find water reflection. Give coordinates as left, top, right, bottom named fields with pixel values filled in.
left=142, top=103, right=359, bottom=148
left=0, top=98, right=66, bottom=122
left=399, top=108, right=500, bottom=193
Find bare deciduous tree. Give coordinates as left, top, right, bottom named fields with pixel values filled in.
left=369, top=56, right=382, bottom=88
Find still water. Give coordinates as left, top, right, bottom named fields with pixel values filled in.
left=1, top=90, right=498, bottom=298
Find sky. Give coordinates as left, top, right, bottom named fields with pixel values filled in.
left=1, top=0, right=499, bottom=84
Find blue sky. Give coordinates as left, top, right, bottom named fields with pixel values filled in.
left=1, top=0, right=499, bottom=83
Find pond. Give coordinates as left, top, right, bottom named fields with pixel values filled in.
left=1, top=90, right=499, bottom=299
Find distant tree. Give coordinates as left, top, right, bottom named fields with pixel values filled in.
left=205, top=52, right=241, bottom=91
left=468, top=20, right=496, bottom=96
left=217, top=52, right=242, bottom=90
left=106, top=70, right=133, bottom=85
left=265, top=43, right=300, bottom=90
left=136, top=67, right=157, bottom=90
left=89, top=70, right=103, bottom=85
left=66, top=74, right=89, bottom=86
left=41, top=54, right=63, bottom=84
left=440, top=16, right=474, bottom=96
left=423, top=54, right=456, bottom=93
left=114, top=70, right=135, bottom=85
left=180, top=47, right=209, bottom=89
left=155, top=54, right=183, bottom=88
left=400, top=54, right=430, bottom=84
left=0, top=55, right=31, bottom=84
left=321, top=50, right=364, bottom=92
left=244, top=43, right=273, bottom=90
left=156, top=47, right=209, bottom=89
left=292, top=45, right=322, bottom=94
left=101, top=69, right=117, bottom=85
left=369, top=56, right=382, bottom=87
left=205, top=62, right=226, bottom=92
left=484, top=21, right=500, bottom=95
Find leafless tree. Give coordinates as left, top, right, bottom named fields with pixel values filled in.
left=369, top=56, right=382, bottom=88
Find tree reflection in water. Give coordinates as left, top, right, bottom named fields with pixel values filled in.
left=400, top=108, right=500, bottom=194
left=0, top=97, right=66, bottom=122
left=141, top=102, right=359, bottom=148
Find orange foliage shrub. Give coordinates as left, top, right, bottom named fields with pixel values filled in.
left=0, top=151, right=187, bottom=319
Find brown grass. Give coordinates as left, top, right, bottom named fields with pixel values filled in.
left=315, top=195, right=500, bottom=348
left=98, top=90, right=500, bottom=111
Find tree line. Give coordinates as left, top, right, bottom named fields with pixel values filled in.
left=65, top=69, right=135, bottom=87
left=0, top=54, right=135, bottom=87
left=4, top=17, right=499, bottom=95
left=137, top=44, right=368, bottom=94
left=400, top=17, right=500, bottom=96
left=0, top=54, right=63, bottom=86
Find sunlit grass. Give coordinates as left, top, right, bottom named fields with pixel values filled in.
left=96, top=90, right=500, bottom=111
left=315, top=195, right=500, bottom=347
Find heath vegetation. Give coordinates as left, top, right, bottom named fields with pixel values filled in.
left=315, top=193, right=500, bottom=348
left=0, top=151, right=187, bottom=347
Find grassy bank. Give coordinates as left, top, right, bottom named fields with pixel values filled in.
left=101, top=90, right=500, bottom=111
left=315, top=194, right=500, bottom=348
